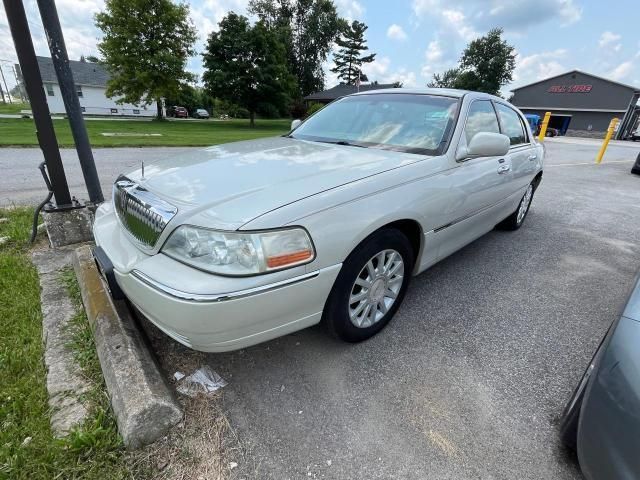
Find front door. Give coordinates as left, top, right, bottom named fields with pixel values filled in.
left=435, top=99, right=513, bottom=261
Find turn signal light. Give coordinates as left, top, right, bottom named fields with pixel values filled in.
left=266, top=249, right=313, bottom=268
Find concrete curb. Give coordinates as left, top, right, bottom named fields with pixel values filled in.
left=32, top=246, right=91, bottom=435
left=72, top=245, right=183, bottom=449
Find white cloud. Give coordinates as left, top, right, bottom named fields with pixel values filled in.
left=440, top=9, right=476, bottom=41
left=413, top=0, right=582, bottom=32
left=361, top=57, right=417, bottom=87
left=609, top=61, right=633, bottom=81
left=387, top=24, right=407, bottom=41
left=599, top=31, right=622, bottom=51
left=425, top=40, right=443, bottom=63
left=333, top=0, right=365, bottom=21
left=511, top=49, right=567, bottom=88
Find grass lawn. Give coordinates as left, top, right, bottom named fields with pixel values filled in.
left=0, top=208, right=136, bottom=479
left=0, top=102, right=29, bottom=115
left=0, top=117, right=291, bottom=147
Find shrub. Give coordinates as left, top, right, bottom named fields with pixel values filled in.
left=306, top=102, right=325, bottom=118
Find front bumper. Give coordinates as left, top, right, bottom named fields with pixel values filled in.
left=94, top=203, right=341, bottom=352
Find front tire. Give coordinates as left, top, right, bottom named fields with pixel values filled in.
left=323, top=229, right=414, bottom=343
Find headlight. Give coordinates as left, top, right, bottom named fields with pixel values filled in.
left=162, top=225, right=315, bottom=276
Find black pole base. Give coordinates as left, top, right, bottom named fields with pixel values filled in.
left=43, top=196, right=86, bottom=213
left=632, top=153, right=640, bottom=176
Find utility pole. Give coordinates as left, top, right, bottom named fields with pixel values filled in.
left=2, top=0, right=72, bottom=207
left=0, top=65, right=11, bottom=103
left=12, top=65, right=26, bottom=102
left=36, top=0, right=103, bottom=204
left=0, top=70, right=5, bottom=103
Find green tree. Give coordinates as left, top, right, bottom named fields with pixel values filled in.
left=427, top=28, right=515, bottom=96
left=249, top=0, right=344, bottom=97
left=427, top=68, right=460, bottom=88
left=95, top=0, right=197, bottom=119
left=164, top=83, right=200, bottom=114
left=202, top=13, right=297, bottom=126
left=331, top=20, right=376, bottom=85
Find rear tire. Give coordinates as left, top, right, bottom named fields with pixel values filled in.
left=323, top=229, right=414, bottom=343
left=497, top=182, right=535, bottom=231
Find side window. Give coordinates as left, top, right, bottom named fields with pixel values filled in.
left=46, top=84, right=54, bottom=96
left=496, top=104, right=526, bottom=145
left=464, top=101, right=500, bottom=145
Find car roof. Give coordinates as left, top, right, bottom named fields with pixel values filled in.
left=348, top=87, right=504, bottom=102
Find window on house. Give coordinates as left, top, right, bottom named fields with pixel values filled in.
left=46, top=84, right=54, bottom=96
left=76, top=85, right=83, bottom=97
left=81, top=107, right=86, bottom=113
left=133, top=109, right=140, bottom=114
left=110, top=108, right=118, bottom=114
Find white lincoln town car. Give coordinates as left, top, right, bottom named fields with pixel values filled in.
left=93, top=88, right=544, bottom=352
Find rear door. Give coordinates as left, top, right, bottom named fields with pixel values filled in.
left=494, top=102, right=538, bottom=198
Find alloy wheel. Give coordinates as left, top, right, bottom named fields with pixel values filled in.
left=517, top=184, right=534, bottom=225
left=348, top=249, right=404, bottom=328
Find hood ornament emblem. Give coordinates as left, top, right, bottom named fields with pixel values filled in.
left=140, top=160, right=145, bottom=180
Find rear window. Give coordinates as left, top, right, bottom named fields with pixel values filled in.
left=495, top=104, right=527, bottom=145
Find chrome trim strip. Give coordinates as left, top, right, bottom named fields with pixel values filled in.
left=130, top=269, right=323, bottom=303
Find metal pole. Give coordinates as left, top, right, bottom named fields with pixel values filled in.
left=537, top=111, right=551, bottom=142
left=0, top=69, right=5, bottom=103
left=36, top=0, right=104, bottom=204
left=0, top=66, right=11, bottom=103
left=13, top=65, right=26, bottom=102
left=596, top=118, right=619, bottom=164
left=2, top=0, right=72, bottom=206
left=11, top=66, right=24, bottom=102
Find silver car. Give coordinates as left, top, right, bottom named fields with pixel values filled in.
left=93, top=89, right=544, bottom=352
left=560, top=272, right=640, bottom=479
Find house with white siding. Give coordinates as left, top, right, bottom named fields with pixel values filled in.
left=32, top=56, right=159, bottom=117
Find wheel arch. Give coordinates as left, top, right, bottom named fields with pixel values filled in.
left=342, top=217, right=424, bottom=274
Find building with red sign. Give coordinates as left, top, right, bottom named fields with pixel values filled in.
left=510, top=70, right=639, bottom=139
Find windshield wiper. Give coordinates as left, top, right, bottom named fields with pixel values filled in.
left=319, top=140, right=367, bottom=148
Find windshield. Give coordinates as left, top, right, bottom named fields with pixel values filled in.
left=291, top=93, right=459, bottom=155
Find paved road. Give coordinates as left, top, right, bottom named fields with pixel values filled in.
left=0, top=146, right=199, bottom=206
left=139, top=139, right=640, bottom=479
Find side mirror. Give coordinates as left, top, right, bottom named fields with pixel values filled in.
left=291, top=119, right=302, bottom=130
left=457, top=132, right=510, bottom=161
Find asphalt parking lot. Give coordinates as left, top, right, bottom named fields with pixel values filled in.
left=143, top=138, right=640, bottom=479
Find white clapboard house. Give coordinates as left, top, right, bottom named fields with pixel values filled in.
left=33, top=56, right=158, bottom=117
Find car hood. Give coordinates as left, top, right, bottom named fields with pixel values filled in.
left=125, top=136, right=423, bottom=229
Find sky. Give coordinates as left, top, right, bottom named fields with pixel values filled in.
left=1, top=0, right=639, bottom=96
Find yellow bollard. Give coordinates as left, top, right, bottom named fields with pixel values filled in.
left=596, top=118, right=620, bottom=164
left=537, top=111, right=552, bottom=141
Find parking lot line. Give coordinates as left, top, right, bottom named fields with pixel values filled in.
left=547, top=160, right=632, bottom=167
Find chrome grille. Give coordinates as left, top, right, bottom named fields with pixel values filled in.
left=113, top=176, right=177, bottom=248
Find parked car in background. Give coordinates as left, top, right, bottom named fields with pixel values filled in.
left=93, top=88, right=544, bottom=352
left=167, top=106, right=188, bottom=118
left=560, top=272, right=640, bottom=479
left=193, top=108, right=210, bottom=119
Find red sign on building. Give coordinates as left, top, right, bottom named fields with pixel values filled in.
left=548, top=84, right=593, bottom=93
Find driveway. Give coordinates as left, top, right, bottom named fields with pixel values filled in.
left=140, top=138, right=640, bottom=479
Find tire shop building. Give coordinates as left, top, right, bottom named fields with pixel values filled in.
left=510, top=70, right=640, bottom=139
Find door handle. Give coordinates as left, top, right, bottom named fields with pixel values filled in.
left=497, top=164, right=511, bottom=174
left=528, top=154, right=537, bottom=161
